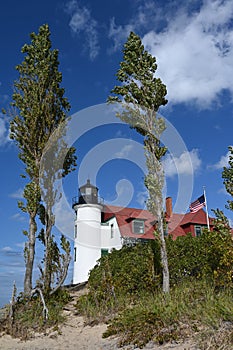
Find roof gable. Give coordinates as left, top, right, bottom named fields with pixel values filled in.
left=103, top=205, right=156, bottom=239
left=180, top=209, right=214, bottom=226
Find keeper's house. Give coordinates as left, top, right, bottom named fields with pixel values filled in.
left=72, top=180, right=217, bottom=284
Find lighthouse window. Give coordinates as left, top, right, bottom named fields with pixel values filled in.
left=133, top=220, right=145, bottom=234
left=74, top=247, right=77, bottom=262
left=74, top=225, right=77, bottom=238
left=86, top=188, right=92, bottom=195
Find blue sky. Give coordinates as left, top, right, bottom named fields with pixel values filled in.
left=1, top=0, right=233, bottom=307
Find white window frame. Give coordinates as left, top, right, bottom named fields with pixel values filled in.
left=133, top=219, right=145, bottom=234
left=74, top=225, right=77, bottom=238
left=110, top=223, right=114, bottom=238
left=194, top=225, right=204, bottom=237
left=74, top=247, right=77, bottom=262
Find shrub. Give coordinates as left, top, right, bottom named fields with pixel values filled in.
left=88, top=243, right=160, bottom=299
left=0, top=288, right=71, bottom=339
left=167, top=229, right=233, bottom=287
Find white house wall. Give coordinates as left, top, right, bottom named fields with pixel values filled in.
left=73, top=206, right=123, bottom=284
left=101, top=217, right=122, bottom=251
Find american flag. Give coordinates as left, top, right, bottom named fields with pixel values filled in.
left=189, top=194, right=205, bottom=213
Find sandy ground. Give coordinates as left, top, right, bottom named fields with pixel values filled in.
left=0, top=288, right=199, bottom=350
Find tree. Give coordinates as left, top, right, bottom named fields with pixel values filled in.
left=222, top=146, right=233, bottom=212
left=10, top=24, right=76, bottom=295
left=38, top=142, right=76, bottom=295
left=108, top=32, right=169, bottom=293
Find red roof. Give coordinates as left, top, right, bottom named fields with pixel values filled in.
left=103, top=205, right=156, bottom=239
left=180, top=209, right=214, bottom=226
left=102, top=205, right=215, bottom=240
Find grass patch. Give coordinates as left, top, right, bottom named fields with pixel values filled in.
left=0, top=288, right=71, bottom=340
left=77, top=279, right=233, bottom=348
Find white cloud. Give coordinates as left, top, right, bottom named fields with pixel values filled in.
left=108, top=18, right=134, bottom=53
left=0, top=94, right=9, bottom=104
left=65, top=0, right=99, bottom=60
left=15, top=242, right=25, bottom=249
left=9, top=188, right=24, bottom=199
left=115, top=144, right=134, bottom=158
left=142, top=0, right=233, bottom=108
left=11, top=213, right=26, bottom=222
left=108, top=0, right=233, bottom=108
left=1, top=246, right=13, bottom=252
left=163, top=149, right=201, bottom=177
left=211, top=150, right=231, bottom=169
left=136, top=190, right=148, bottom=207
left=218, top=186, right=228, bottom=195
left=108, top=0, right=164, bottom=52
left=0, top=115, right=10, bottom=146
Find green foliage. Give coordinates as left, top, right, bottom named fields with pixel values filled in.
left=9, top=23, right=76, bottom=294
left=167, top=225, right=233, bottom=287
left=76, top=243, right=161, bottom=322
left=108, top=32, right=167, bottom=111
left=107, top=31, right=167, bottom=165
left=76, top=218, right=232, bottom=348
left=103, top=280, right=233, bottom=348
left=11, top=24, right=71, bottom=175
left=0, top=288, right=71, bottom=340
left=78, top=225, right=232, bottom=321
left=88, top=243, right=159, bottom=298
left=37, top=230, right=71, bottom=294
left=222, top=145, right=233, bottom=211
left=108, top=31, right=169, bottom=293
left=167, top=233, right=205, bottom=283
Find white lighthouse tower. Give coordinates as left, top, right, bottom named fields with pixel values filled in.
left=72, top=179, right=103, bottom=284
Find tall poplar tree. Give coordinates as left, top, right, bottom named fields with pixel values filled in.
left=10, top=24, right=76, bottom=295
left=108, top=32, right=170, bottom=293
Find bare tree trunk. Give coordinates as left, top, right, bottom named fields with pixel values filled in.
left=43, top=218, right=53, bottom=293
left=50, top=251, right=71, bottom=295
left=146, top=150, right=170, bottom=294
left=24, top=214, right=37, bottom=295
left=31, top=287, right=49, bottom=320
left=157, top=210, right=169, bottom=293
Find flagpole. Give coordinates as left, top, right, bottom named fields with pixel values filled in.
left=203, top=187, right=210, bottom=230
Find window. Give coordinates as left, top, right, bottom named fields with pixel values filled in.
left=74, top=247, right=77, bottom=262
left=195, top=225, right=202, bottom=237
left=101, top=249, right=108, bottom=257
left=111, top=224, right=114, bottom=238
left=74, top=225, right=77, bottom=238
left=85, top=187, right=92, bottom=195
left=133, top=220, right=145, bottom=234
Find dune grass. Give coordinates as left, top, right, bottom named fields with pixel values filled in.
left=77, top=279, right=233, bottom=348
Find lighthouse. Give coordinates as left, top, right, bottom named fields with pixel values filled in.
left=72, top=179, right=103, bottom=284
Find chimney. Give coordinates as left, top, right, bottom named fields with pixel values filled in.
left=166, top=197, right=172, bottom=218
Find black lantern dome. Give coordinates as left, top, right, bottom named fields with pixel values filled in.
left=72, top=179, right=104, bottom=207
left=78, top=179, right=98, bottom=204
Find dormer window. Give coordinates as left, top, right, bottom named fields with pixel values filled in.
left=133, top=219, right=145, bottom=234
